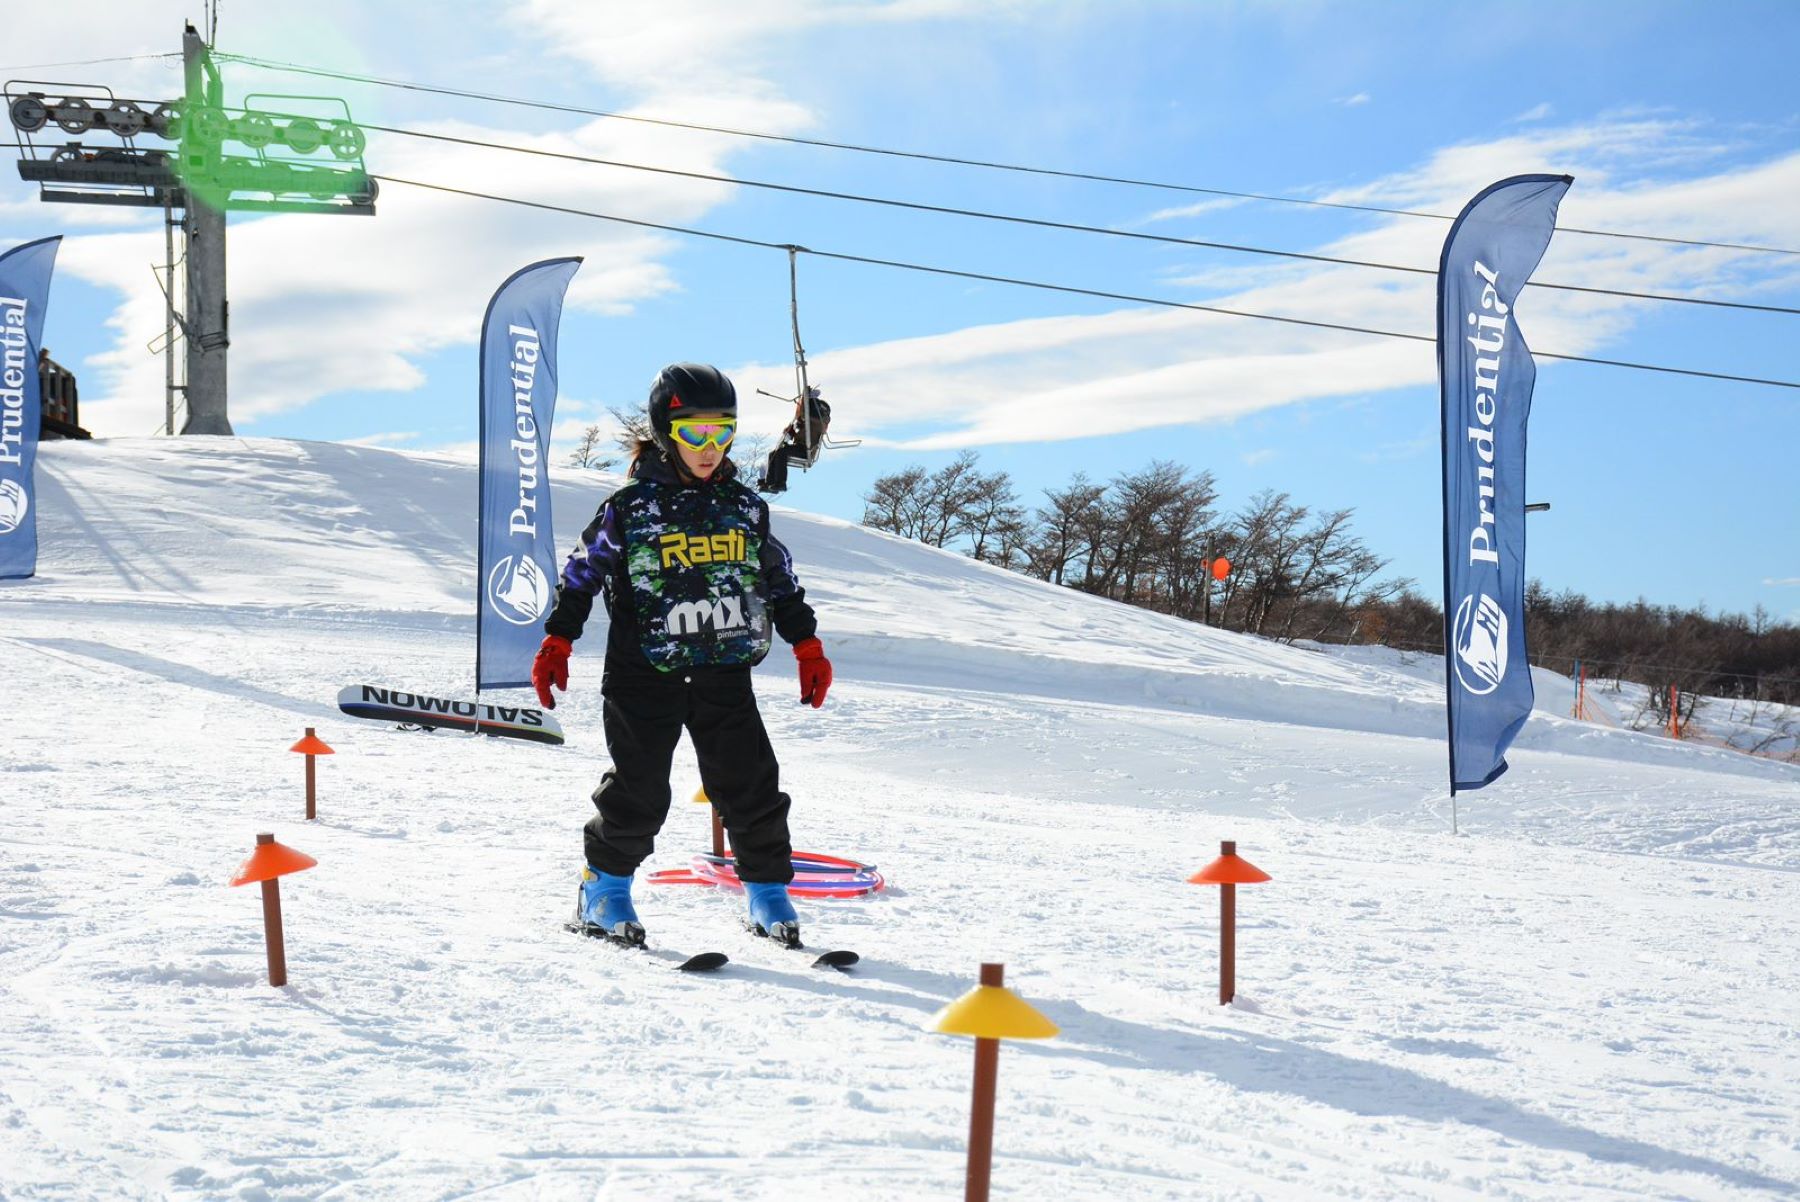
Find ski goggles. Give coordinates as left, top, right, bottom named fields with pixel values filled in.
left=670, top=417, right=737, bottom=451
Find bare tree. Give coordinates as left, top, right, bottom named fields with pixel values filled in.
left=609, top=403, right=652, bottom=450
left=1151, top=469, right=1218, bottom=620
left=1272, top=508, right=1355, bottom=642
left=1077, top=461, right=1195, bottom=603
left=990, top=512, right=1035, bottom=572
left=963, top=466, right=1024, bottom=564
left=862, top=466, right=930, bottom=538
left=567, top=424, right=613, bottom=470
left=1219, top=489, right=1308, bottom=634
left=1311, top=551, right=1406, bottom=643
left=917, top=451, right=985, bottom=548
left=1029, top=474, right=1104, bottom=585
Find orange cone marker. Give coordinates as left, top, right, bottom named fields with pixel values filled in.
left=229, top=833, right=318, bottom=987
left=1188, top=840, right=1271, bottom=1004
left=289, top=728, right=334, bottom=820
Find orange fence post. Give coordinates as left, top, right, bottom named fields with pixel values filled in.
left=229, top=833, right=318, bottom=987
left=1188, top=840, right=1271, bottom=1004
left=289, top=728, right=334, bottom=820
left=930, top=963, right=1058, bottom=1202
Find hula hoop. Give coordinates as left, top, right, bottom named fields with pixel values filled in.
left=649, top=850, right=885, bottom=897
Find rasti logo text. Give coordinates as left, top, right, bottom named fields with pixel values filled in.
left=0, top=296, right=29, bottom=468
left=1463, top=260, right=1508, bottom=568
left=505, top=325, right=545, bottom=538
left=659, top=530, right=748, bottom=570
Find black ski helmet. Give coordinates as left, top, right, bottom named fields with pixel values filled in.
left=647, top=363, right=737, bottom=457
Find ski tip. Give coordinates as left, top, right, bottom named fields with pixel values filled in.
left=812, top=950, right=859, bottom=971
left=679, top=952, right=730, bottom=973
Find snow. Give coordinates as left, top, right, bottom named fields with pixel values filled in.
left=2, top=438, right=1797, bottom=1201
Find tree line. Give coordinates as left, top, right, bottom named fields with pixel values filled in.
left=862, top=451, right=1406, bottom=645
left=861, top=452, right=1800, bottom=714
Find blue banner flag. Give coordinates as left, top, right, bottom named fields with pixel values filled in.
left=0, top=236, right=62, bottom=581
left=1438, top=175, right=1571, bottom=793
left=476, top=256, right=581, bottom=690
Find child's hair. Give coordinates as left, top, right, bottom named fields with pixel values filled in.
left=627, top=437, right=660, bottom=470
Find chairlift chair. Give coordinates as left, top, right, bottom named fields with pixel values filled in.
left=756, top=247, right=858, bottom=493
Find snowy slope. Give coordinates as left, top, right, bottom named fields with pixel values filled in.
left=2, top=439, right=1797, bottom=1201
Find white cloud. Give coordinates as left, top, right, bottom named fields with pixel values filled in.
left=1514, top=102, right=1554, bottom=123
left=522, top=0, right=1012, bottom=100
left=15, top=15, right=1799, bottom=456
left=773, top=116, right=1800, bottom=451
left=12, top=0, right=1014, bottom=438
left=1765, top=577, right=1800, bottom=588
left=1135, top=197, right=1250, bottom=227
left=1336, top=93, right=1371, bottom=107
left=61, top=113, right=717, bottom=433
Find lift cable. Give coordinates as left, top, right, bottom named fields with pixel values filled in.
left=360, top=123, right=1800, bottom=319
left=214, top=52, right=1800, bottom=260
left=370, top=174, right=1800, bottom=392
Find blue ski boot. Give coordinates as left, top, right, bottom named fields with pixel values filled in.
left=745, top=881, right=802, bottom=948
left=574, top=866, right=644, bottom=946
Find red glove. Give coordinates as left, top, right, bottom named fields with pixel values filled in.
left=532, top=635, right=572, bottom=709
left=794, top=637, right=832, bottom=708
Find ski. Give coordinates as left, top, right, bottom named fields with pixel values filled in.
left=743, top=921, right=859, bottom=971
left=564, top=922, right=728, bottom=973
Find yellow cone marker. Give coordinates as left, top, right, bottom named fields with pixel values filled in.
left=932, top=979, right=1060, bottom=1040
left=929, top=964, right=1057, bottom=1201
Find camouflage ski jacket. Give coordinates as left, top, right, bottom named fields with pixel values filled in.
left=544, top=453, right=817, bottom=674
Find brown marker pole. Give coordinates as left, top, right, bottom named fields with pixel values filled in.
left=304, top=729, right=317, bottom=820
left=965, top=962, right=1004, bottom=1202
left=930, top=961, right=1059, bottom=1202
left=1186, top=840, right=1269, bottom=1006
left=256, top=833, right=288, bottom=987
left=229, top=833, right=316, bottom=987
left=289, top=729, right=334, bottom=821
left=1220, top=842, right=1237, bottom=1005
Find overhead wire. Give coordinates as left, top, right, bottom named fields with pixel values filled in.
left=1, top=53, right=180, bottom=72
left=371, top=175, right=1800, bottom=392
left=360, top=123, right=1800, bottom=318
left=216, top=51, right=1800, bottom=259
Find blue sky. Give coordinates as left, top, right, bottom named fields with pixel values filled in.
left=6, top=0, right=1798, bottom=620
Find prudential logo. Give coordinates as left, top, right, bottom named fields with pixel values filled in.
left=1452, top=593, right=1508, bottom=695
left=487, top=554, right=551, bottom=625
left=0, top=478, right=27, bottom=536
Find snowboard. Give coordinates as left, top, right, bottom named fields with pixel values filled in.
left=336, top=684, right=565, bottom=745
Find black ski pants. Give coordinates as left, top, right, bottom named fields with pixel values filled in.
left=585, top=663, right=794, bottom=884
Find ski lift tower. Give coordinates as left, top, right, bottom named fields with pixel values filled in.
left=6, top=23, right=376, bottom=435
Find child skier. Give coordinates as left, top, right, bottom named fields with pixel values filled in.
left=532, top=363, right=833, bottom=949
